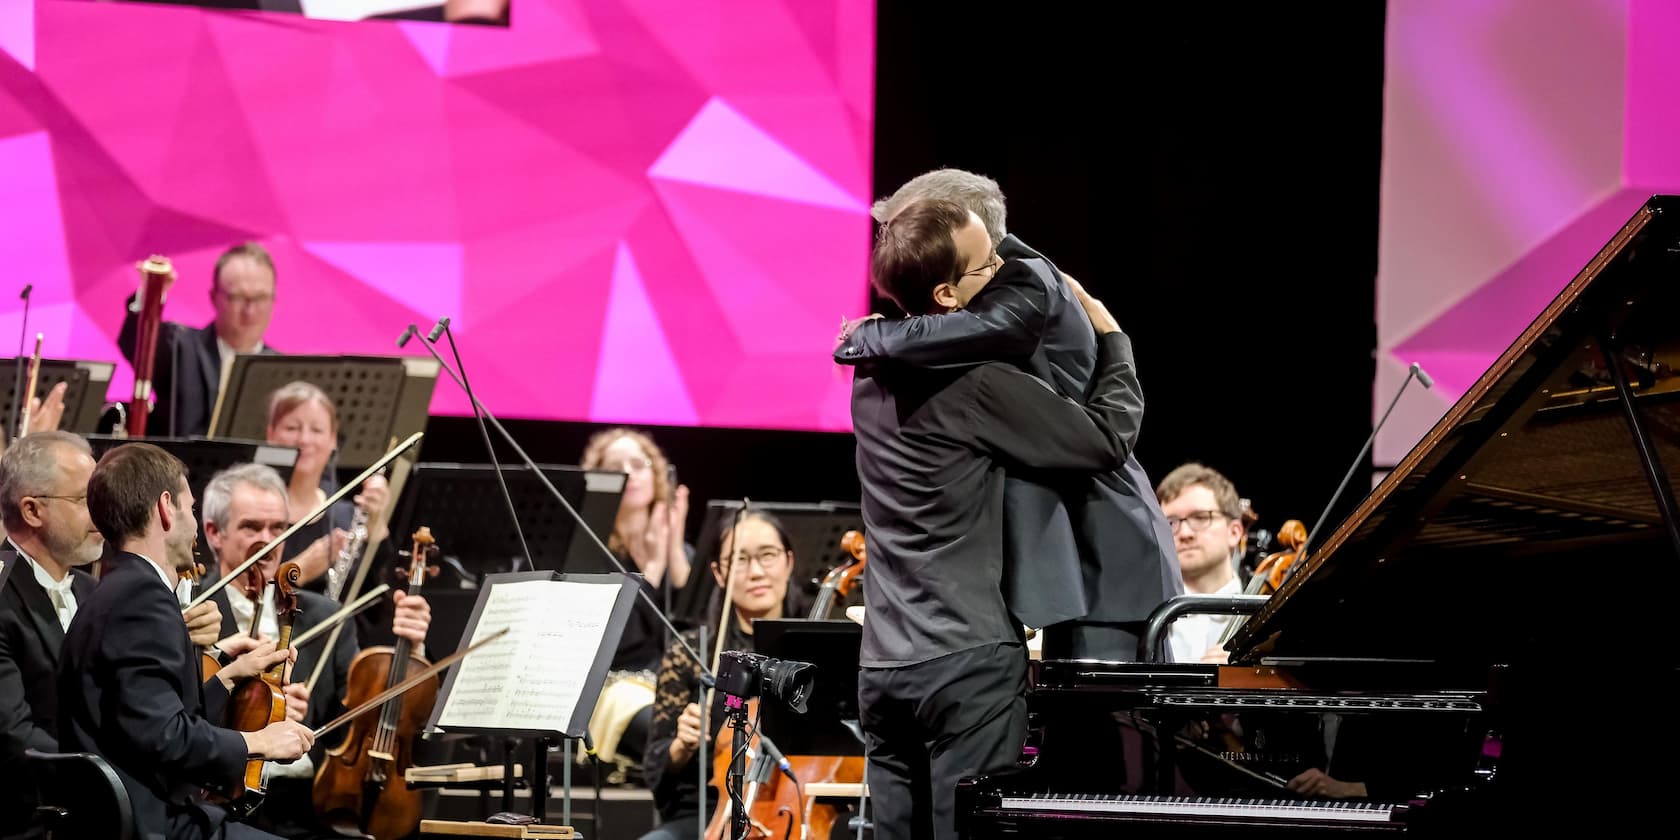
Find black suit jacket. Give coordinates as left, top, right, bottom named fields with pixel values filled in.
left=199, top=567, right=358, bottom=733
left=837, top=235, right=1182, bottom=656
left=57, top=552, right=248, bottom=840
left=0, top=549, right=95, bottom=836
left=118, top=294, right=279, bottom=438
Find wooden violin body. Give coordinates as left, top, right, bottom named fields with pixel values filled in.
left=312, top=527, right=438, bottom=840
left=221, top=560, right=302, bottom=818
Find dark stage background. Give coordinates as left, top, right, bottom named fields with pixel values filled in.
left=422, top=2, right=1387, bottom=561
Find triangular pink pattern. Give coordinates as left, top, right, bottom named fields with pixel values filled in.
left=303, top=241, right=464, bottom=331
left=397, top=20, right=452, bottom=77
left=591, top=243, right=698, bottom=425
left=0, top=131, right=72, bottom=304
left=650, top=98, right=865, bottom=211
left=0, top=0, right=31, bottom=71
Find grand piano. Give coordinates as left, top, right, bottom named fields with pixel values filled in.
left=958, top=195, right=1680, bottom=835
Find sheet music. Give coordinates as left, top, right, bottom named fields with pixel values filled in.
left=435, top=579, right=621, bottom=733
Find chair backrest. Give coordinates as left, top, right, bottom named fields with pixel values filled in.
left=24, top=749, right=135, bottom=840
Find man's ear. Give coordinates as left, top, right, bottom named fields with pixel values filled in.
left=931, top=282, right=960, bottom=311
left=204, top=518, right=224, bottom=551
left=157, top=492, right=175, bottom=532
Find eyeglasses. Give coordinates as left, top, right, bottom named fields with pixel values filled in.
left=603, top=456, right=653, bottom=474
left=960, top=252, right=1002, bottom=280
left=215, top=288, right=275, bottom=308
left=32, top=494, right=87, bottom=507
left=1165, top=510, right=1227, bottom=533
left=718, top=546, right=788, bottom=574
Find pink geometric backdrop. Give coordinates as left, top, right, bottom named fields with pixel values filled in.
left=1377, top=0, right=1680, bottom=463
left=0, top=0, right=875, bottom=431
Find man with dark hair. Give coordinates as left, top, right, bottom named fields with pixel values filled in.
left=59, top=443, right=313, bottom=840
left=838, top=168, right=1180, bottom=662
left=118, top=242, right=282, bottom=437
left=852, top=198, right=1145, bottom=839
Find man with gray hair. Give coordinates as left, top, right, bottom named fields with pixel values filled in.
left=837, top=168, right=1182, bottom=661
left=198, top=462, right=430, bottom=839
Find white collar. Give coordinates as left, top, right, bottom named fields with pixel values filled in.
left=12, top=542, right=74, bottom=596
left=216, top=335, right=263, bottom=359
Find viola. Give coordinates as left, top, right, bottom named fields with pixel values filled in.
left=312, top=526, right=439, bottom=839
left=222, top=559, right=302, bottom=818
left=705, top=530, right=870, bottom=840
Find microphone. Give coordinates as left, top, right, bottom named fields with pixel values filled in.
left=9, top=284, right=33, bottom=443
left=431, top=317, right=534, bottom=573
left=395, top=325, right=416, bottom=349
left=408, top=324, right=713, bottom=677
left=1287, top=362, right=1436, bottom=583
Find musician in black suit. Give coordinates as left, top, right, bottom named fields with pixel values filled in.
left=59, top=442, right=313, bottom=840
left=0, top=432, right=101, bottom=838
left=198, top=462, right=430, bottom=839
left=853, top=199, right=1145, bottom=840
left=836, top=168, right=1181, bottom=660
left=119, top=242, right=281, bottom=437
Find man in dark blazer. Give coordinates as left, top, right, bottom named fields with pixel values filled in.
left=837, top=169, right=1182, bottom=660
left=60, top=443, right=313, bottom=840
left=119, top=242, right=281, bottom=438
left=198, top=462, right=430, bottom=839
left=0, top=432, right=102, bottom=838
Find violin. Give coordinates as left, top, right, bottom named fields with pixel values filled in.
left=312, top=527, right=439, bottom=839
left=173, top=558, right=225, bottom=681
left=126, top=256, right=171, bottom=437
left=222, top=559, right=302, bottom=818
left=705, top=531, right=871, bottom=840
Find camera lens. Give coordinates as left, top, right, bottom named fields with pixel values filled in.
left=761, top=658, right=815, bottom=714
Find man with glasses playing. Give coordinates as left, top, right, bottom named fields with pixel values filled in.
left=119, top=242, right=282, bottom=437
left=1155, top=463, right=1247, bottom=664
left=0, top=432, right=219, bottom=837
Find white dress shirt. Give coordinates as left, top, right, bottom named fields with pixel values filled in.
left=17, top=547, right=77, bottom=631
left=1168, top=576, right=1241, bottom=664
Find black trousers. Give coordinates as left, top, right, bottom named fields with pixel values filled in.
left=858, top=642, right=1027, bottom=840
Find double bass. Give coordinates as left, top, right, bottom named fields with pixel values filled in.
left=704, top=530, right=869, bottom=840
left=312, top=527, right=439, bottom=839
left=222, top=559, right=303, bottom=817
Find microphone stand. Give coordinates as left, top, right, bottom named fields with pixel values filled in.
left=437, top=319, right=535, bottom=571
left=397, top=324, right=714, bottom=677
left=9, top=284, right=31, bottom=443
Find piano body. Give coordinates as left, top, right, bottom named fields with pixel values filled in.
left=959, top=195, right=1680, bottom=836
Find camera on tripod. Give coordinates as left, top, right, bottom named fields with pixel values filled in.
left=715, top=649, right=816, bottom=714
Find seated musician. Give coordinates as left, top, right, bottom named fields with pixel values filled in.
left=59, top=443, right=313, bottom=840
left=639, top=510, right=806, bottom=840
left=118, top=243, right=281, bottom=437
left=1155, top=463, right=1246, bottom=663
left=835, top=168, right=1180, bottom=661
left=262, top=382, right=391, bottom=600
left=579, top=428, right=693, bottom=778
left=198, top=462, right=430, bottom=840
left=0, top=432, right=229, bottom=839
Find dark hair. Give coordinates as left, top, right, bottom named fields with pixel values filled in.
left=713, top=509, right=794, bottom=567
left=705, top=509, right=807, bottom=626
left=88, top=443, right=188, bottom=545
left=870, top=198, right=970, bottom=315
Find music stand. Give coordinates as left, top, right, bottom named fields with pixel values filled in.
left=207, top=354, right=437, bottom=469
left=753, top=619, right=864, bottom=757
left=427, top=571, right=640, bottom=826
left=86, top=436, right=298, bottom=568
left=679, top=500, right=864, bottom=623
left=0, top=358, right=115, bottom=435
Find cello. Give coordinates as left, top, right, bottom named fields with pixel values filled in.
left=222, top=559, right=303, bottom=818
left=312, top=526, right=440, bottom=839
left=705, top=530, right=870, bottom=840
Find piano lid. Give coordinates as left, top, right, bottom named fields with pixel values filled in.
left=1230, top=195, right=1680, bottom=670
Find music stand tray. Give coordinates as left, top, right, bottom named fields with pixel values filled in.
left=0, top=357, right=116, bottom=435
left=208, top=354, right=437, bottom=469
left=753, top=619, right=864, bottom=757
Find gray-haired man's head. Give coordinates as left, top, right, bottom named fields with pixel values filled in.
left=871, top=168, right=1007, bottom=248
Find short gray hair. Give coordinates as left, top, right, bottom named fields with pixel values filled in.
left=0, top=432, right=93, bottom=530
left=872, top=168, right=1008, bottom=248
left=202, top=463, right=288, bottom=532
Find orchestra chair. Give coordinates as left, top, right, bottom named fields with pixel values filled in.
left=25, top=749, right=135, bottom=840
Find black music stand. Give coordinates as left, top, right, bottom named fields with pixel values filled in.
left=207, top=354, right=437, bottom=469
left=388, top=462, right=626, bottom=659
left=427, top=571, right=640, bottom=827
left=678, top=500, right=864, bottom=624
left=0, top=358, right=116, bottom=435
left=753, top=619, right=864, bottom=757
left=86, top=436, right=298, bottom=567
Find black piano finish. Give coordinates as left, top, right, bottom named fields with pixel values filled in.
left=962, top=196, right=1680, bottom=836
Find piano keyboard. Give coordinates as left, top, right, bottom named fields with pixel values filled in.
left=997, top=793, right=1399, bottom=824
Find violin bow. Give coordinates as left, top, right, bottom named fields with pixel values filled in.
left=312, top=627, right=509, bottom=742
